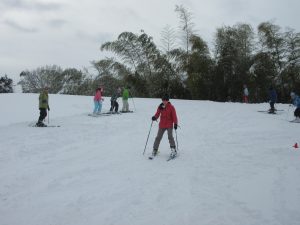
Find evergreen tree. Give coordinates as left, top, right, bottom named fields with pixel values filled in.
left=0, top=75, right=13, bottom=93
left=213, top=24, right=255, bottom=101
left=186, top=35, right=214, bottom=100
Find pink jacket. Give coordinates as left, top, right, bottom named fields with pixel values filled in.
left=94, top=90, right=102, bottom=101
left=154, top=102, right=178, bottom=129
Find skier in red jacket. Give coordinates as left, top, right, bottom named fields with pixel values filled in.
left=151, top=94, right=178, bottom=158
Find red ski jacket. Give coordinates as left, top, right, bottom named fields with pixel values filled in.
left=154, top=102, right=178, bottom=128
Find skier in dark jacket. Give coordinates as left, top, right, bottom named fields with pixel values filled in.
left=151, top=94, right=178, bottom=158
left=268, top=86, right=277, bottom=113
left=290, top=92, right=300, bottom=121
left=110, top=87, right=121, bottom=113
left=36, top=86, right=50, bottom=127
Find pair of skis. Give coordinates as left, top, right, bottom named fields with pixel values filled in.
left=28, top=121, right=60, bottom=127
left=148, top=152, right=178, bottom=161
left=88, top=111, right=122, bottom=117
left=257, top=109, right=284, bottom=114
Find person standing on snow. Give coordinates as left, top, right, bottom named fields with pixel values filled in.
left=290, top=92, right=300, bottom=121
left=93, top=87, right=104, bottom=114
left=243, top=84, right=249, bottom=103
left=36, top=86, right=50, bottom=127
left=151, top=94, right=178, bottom=158
left=268, top=86, right=277, bottom=113
left=110, top=87, right=121, bottom=113
left=121, top=86, right=130, bottom=112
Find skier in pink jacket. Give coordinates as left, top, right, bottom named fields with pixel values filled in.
left=93, top=87, right=104, bottom=114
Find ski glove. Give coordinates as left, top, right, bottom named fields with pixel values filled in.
left=159, top=103, right=164, bottom=110
left=174, top=124, right=178, bottom=130
left=48, top=106, right=50, bottom=111
left=152, top=116, right=156, bottom=121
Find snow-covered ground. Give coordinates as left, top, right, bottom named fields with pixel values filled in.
left=0, top=93, right=299, bottom=225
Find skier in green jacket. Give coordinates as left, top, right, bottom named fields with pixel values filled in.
left=36, top=87, right=50, bottom=127
left=121, top=86, right=130, bottom=112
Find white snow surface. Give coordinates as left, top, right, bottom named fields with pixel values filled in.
left=0, top=93, right=300, bottom=225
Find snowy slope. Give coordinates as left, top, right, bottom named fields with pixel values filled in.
left=0, top=93, right=300, bottom=225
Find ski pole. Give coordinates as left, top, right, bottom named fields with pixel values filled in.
left=143, top=121, right=153, bottom=155
left=174, top=124, right=181, bottom=151
left=131, top=98, right=136, bottom=111
left=175, top=129, right=179, bottom=152
left=286, top=104, right=292, bottom=121
left=130, top=94, right=136, bottom=112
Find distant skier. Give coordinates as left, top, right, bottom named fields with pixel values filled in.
left=290, top=92, right=300, bottom=122
left=121, top=86, right=130, bottom=112
left=110, top=87, right=121, bottom=113
left=36, top=86, right=50, bottom=127
left=151, top=94, right=178, bottom=158
left=243, top=84, right=249, bottom=103
left=268, top=86, right=277, bottom=113
left=93, top=87, right=104, bottom=114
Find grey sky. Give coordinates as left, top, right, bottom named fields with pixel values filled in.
left=1, top=0, right=299, bottom=82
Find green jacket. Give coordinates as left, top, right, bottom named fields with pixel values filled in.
left=39, top=91, right=49, bottom=109
left=122, top=89, right=129, bottom=100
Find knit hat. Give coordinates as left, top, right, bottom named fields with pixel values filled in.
left=162, top=94, right=169, bottom=101
left=290, top=92, right=296, bottom=98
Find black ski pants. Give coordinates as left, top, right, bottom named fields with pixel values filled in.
left=294, top=108, right=300, bottom=117
left=270, top=101, right=275, bottom=111
left=110, top=100, right=119, bottom=112
left=38, top=108, right=47, bottom=122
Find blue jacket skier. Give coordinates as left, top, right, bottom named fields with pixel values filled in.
left=290, top=92, right=300, bottom=120
left=268, top=87, right=277, bottom=113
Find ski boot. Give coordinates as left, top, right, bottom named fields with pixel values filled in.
left=152, top=149, right=158, bottom=157
left=149, top=149, right=158, bottom=160
left=170, top=147, right=177, bottom=158
left=268, top=108, right=275, bottom=114
left=36, top=121, right=47, bottom=127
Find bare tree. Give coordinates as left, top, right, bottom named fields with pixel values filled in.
left=160, top=25, right=177, bottom=57
left=175, top=5, right=195, bottom=55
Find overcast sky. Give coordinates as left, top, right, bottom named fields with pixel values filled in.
left=1, top=0, right=299, bottom=82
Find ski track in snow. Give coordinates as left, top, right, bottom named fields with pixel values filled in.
left=0, top=94, right=300, bottom=225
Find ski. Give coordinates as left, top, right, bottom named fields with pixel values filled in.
left=30, top=125, right=60, bottom=127
left=120, top=110, right=134, bottom=113
left=88, top=113, right=112, bottom=117
left=289, top=119, right=300, bottom=123
left=257, top=110, right=276, bottom=113
left=257, top=109, right=284, bottom=112
left=257, top=110, right=284, bottom=114
left=101, top=111, right=122, bottom=115
left=167, top=154, right=177, bottom=161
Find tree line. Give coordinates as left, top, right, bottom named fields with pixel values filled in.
left=9, top=5, right=300, bottom=102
